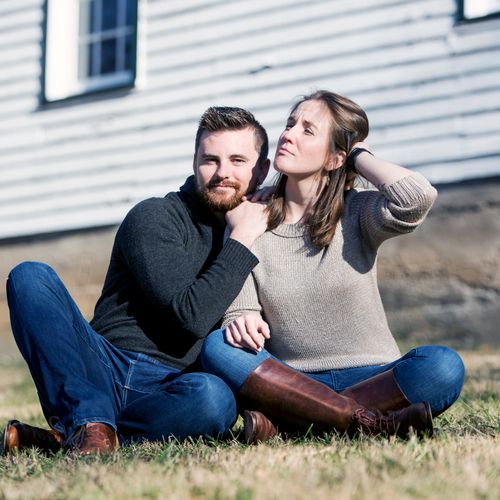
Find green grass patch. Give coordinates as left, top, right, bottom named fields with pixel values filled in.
left=0, top=351, right=498, bottom=499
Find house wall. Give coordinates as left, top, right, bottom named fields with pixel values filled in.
left=1, top=0, right=500, bottom=240
left=0, top=1, right=499, bottom=353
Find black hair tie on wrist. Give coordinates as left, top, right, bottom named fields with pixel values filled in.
left=347, top=147, right=373, bottom=173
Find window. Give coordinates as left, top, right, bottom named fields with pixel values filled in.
left=458, top=0, right=500, bottom=21
left=44, top=0, right=138, bottom=102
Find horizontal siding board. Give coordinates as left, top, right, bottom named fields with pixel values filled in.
left=0, top=0, right=499, bottom=239
left=0, top=0, right=41, bottom=17
left=0, top=168, right=190, bottom=216
left=0, top=7, right=42, bottom=33
left=416, top=155, right=500, bottom=183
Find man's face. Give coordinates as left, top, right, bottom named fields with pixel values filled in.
left=194, top=127, right=268, bottom=211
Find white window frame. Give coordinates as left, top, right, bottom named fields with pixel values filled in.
left=460, top=0, right=500, bottom=21
left=44, top=0, right=137, bottom=102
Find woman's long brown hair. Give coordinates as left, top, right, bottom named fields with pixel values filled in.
left=267, top=90, right=369, bottom=249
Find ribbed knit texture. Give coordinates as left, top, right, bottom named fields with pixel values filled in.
left=223, top=173, right=437, bottom=372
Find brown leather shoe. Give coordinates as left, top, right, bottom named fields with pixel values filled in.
left=66, top=423, right=119, bottom=455
left=1, top=420, right=62, bottom=455
left=243, top=410, right=278, bottom=444
left=350, top=402, right=433, bottom=438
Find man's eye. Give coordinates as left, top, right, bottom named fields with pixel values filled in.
left=234, top=158, right=245, bottom=164
left=305, top=128, right=314, bottom=135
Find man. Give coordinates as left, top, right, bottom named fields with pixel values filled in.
left=1, top=106, right=270, bottom=455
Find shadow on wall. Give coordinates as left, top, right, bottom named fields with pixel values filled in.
left=0, top=178, right=499, bottom=356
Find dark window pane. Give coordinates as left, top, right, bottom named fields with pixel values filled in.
left=88, top=41, right=100, bottom=76
left=101, top=38, right=117, bottom=74
left=102, top=0, right=119, bottom=30
left=90, top=0, right=99, bottom=34
left=124, top=34, right=134, bottom=72
left=126, top=0, right=137, bottom=27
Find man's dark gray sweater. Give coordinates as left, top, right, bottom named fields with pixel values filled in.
left=90, top=176, right=258, bottom=369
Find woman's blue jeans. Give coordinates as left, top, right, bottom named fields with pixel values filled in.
left=201, top=329, right=465, bottom=416
left=6, top=262, right=237, bottom=442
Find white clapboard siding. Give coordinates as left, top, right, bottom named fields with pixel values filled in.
left=0, top=0, right=499, bottom=239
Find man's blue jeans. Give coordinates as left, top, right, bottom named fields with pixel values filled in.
left=201, top=328, right=465, bottom=416
left=6, top=262, right=237, bottom=442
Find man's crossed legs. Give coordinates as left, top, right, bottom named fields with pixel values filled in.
left=2, top=262, right=236, bottom=455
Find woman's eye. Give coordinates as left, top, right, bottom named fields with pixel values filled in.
left=305, top=128, right=313, bottom=135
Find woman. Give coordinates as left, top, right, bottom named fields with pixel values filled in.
left=200, top=90, right=465, bottom=442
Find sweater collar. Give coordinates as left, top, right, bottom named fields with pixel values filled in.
left=270, top=221, right=308, bottom=238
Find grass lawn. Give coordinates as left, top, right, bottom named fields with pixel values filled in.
left=0, top=351, right=498, bottom=499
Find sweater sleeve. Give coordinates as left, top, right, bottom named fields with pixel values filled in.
left=117, top=198, right=259, bottom=338
left=221, top=273, right=263, bottom=328
left=351, top=172, right=437, bottom=249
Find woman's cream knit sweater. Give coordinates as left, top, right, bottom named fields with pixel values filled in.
left=222, top=173, right=438, bottom=372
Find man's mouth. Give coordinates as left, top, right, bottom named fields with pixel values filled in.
left=209, top=183, right=238, bottom=191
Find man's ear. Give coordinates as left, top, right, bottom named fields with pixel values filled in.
left=325, top=151, right=347, bottom=172
left=257, top=158, right=271, bottom=184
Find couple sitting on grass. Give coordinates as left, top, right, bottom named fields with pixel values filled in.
left=1, top=90, right=464, bottom=456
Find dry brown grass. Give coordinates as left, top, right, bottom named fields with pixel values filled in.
left=0, top=351, right=498, bottom=499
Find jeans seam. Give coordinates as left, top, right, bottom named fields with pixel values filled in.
left=121, top=359, right=138, bottom=408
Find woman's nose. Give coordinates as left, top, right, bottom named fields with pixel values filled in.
left=281, top=128, right=294, bottom=143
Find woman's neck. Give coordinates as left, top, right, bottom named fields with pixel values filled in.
left=283, top=175, right=324, bottom=224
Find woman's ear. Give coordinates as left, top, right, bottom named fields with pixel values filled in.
left=325, top=150, right=347, bottom=171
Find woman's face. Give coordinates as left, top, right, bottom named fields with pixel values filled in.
left=274, top=99, right=333, bottom=179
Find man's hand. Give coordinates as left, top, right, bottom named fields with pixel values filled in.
left=226, top=201, right=268, bottom=248
left=225, top=313, right=271, bottom=351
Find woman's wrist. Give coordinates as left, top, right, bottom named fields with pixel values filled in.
left=346, top=147, right=374, bottom=174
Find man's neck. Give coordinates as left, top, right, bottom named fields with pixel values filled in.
left=213, top=211, right=226, bottom=225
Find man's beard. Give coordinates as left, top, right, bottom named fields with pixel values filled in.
left=199, top=179, right=247, bottom=211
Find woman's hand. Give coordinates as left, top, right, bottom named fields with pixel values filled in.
left=350, top=141, right=371, bottom=153
left=242, top=185, right=276, bottom=202
left=225, top=313, right=271, bottom=352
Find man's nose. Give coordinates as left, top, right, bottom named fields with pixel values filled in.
left=216, top=159, right=231, bottom=178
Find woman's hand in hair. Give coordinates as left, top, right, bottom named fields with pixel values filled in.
left=225, top=313, right=271, bottom=352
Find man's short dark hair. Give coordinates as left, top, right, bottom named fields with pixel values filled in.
left=194, top=106, right=269, bottom=165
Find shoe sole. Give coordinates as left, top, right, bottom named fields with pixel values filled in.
left=1, top=420, right=20, bottom=456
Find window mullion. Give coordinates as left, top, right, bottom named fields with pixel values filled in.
left=116, top=0, right=127, bottom=72
left=92, top=0, right=103, bottom=77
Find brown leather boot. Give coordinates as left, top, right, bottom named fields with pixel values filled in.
left=243, top=410, right=278, bottom=444
left=340, top=369, right=410, bottom=411
left=239, top=359, right=433, bottom=439
left=65, top=423, right=119, bottom=455
left=1, top=420, right=62, bottom=455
